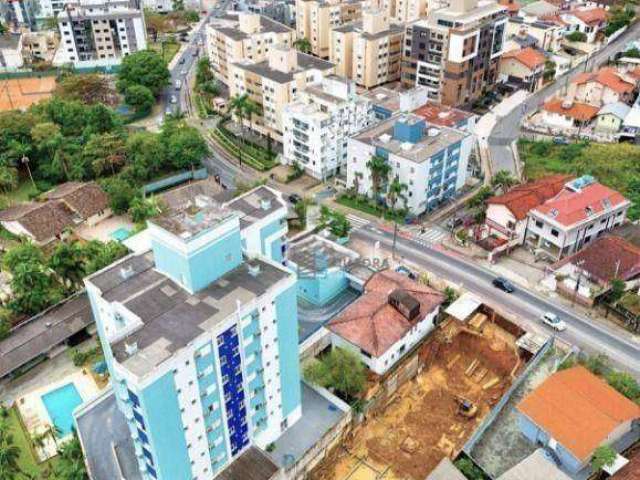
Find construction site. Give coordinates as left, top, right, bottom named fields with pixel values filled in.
left=309, top=311, right=527, bottom=480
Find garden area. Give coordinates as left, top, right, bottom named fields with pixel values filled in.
left=211, top=119, right=278, bottom=172
left=519, top=139, right=640, bottom=220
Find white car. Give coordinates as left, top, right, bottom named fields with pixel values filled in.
left=541, top=312, right=567, bottom=331
left=170, top=95, right=177, bottom=104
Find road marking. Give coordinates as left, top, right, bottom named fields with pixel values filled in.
left=346, top=214, right=370, bottom=230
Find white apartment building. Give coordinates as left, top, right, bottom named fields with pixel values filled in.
left=282, top=75, right=375, bottom=180
left=55, top=0, right=147, bottom=68
left=525, top=176, right=630, bottom=260
left=2, top=0, right=66, bottom=28
left=347, top=113, right=473, bottom=215
left=0, top=33, right=24, bottom=69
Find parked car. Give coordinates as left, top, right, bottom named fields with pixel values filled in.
left=492, top=277, right=515, bottom=293
left=552, top=136, right=569, bottom=145
left=288, top=193, right=302, bottom=204
left=170, top=95, right=177, bottom=104
left=446, top=216, right=464, bottom=229
left=179, top=57, right=186, bottom=64
left=540, top=312, right=567, bottom=331
left=395, top=265, right=417, bottom=280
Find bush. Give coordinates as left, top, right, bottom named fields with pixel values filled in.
left=566, top=31, right=587, bottom=42
left=303, top=347, right=366, bottom=401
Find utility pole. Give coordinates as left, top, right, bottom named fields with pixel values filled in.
left=572, top=259, right=585, bottom=307
left=392, top=221, right=398, bottom=260
left=21, top=155, right=36, bottom=189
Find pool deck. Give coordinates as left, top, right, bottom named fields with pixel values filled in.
left=76, top=215, right=134, bottom=243
left=16, top=367, right=103, bottom=461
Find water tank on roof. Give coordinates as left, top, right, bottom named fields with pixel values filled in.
left=388, top=289, right=420, bottom=321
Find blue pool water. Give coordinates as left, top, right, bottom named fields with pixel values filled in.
left=41, top=383, right=83, bottom=437
left=110, top=227, right=131, bottom=242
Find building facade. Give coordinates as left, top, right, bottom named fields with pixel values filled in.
left=347, top=113, right=473, bottom=215
left=229, top=44, right=335, bottom=141
left=205, top=13, right=295, bottom=86
left=84, top=193, right=301, bottom=480
left=295, top=0, right=369, bottom=59
left=2, top=0, right=66, bottom=28
left=330, top=8, right=404, bottom=89
left=402, top=0, right=508, bottom=106
left=282, top=75, right=375, bottom=180
left=55, top=0, right=147, bottom=68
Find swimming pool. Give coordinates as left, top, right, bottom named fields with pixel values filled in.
left=110, top=227, right=131, bottom=242
left=41, top=383, right=83, bottom=437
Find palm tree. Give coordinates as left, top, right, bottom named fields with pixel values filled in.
left=229, top=93, right=250, bottom=142
left=243, top=98, right=262, bottom=134
left=351, top=171, right=363, bottom=198
left=386, top=176, right=408, bottom=212
left=366, top=155, right=391, bottom=203
left=0, top=422, right=22, bottom=480
left=54, top=435, right=87, bottom=480
left=293, top=37, right=312, bottom=54
left=491, top=170, right=518, bottom=192
left=48, top=241, right=86, bottom=289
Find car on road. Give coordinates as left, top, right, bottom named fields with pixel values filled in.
left=288, top=193, right=302, bottom=204
left=395, top=265, right=417, bottom=280
left=540, top=312, right=567, bottom=331
left=179, top=57, right=186, bottom=64
left=181, top=69, right=188, bottom=76
left=170, top=95, right=177, bottom=104
left=446, top=216, right=464, bottom=230
left=175, top=79, right=182, bottom=90
left=492, top=277, right=515, bottom=293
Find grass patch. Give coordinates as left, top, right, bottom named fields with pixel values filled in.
left=6, top=406, right=58, bottom=477
left=0, top=180, right=39, bottom=205
left=211, top=124, right=277, bottom=172
left=620, top=292, right=640, bottom=316
left=148, top=40, right=181, bottom=64
left=336, top=194, right=406, bottom=223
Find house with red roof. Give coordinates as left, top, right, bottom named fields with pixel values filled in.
left=549, top=236, right=640, bottom=305
left=525, top=176, right=630, bottom=260
left=499, top=47, right=547, bottom=91
left=485, top=174, right=571, bottom=241
left=326, top=270, right=444, bottom=375
left=541, top=98, right=600, bottom=128
left=568, top=67, right=636, bottom=108
left=561, top=7, right=608, bottom=42
left=517, top=366, right=640, bottom=475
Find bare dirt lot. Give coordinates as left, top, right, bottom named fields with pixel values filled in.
left=0, top=77, right=56, bottom=111
left=310, top=321, right=522, bottom=480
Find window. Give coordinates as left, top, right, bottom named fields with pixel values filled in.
left=551, top=229, right=559, bottom=237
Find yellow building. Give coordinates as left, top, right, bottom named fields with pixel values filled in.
left=331, top=8, right=404, bottom=89
left=377, top=0, right=428, bottom=23
left=295, top=0, right=370, bottom=59
left=229, top=45, right=335, bottom=141
left=205, top=13, right=295, bottom=85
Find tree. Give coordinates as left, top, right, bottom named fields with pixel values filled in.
left=3, top=243, right=45, bottom=272
left=566, top=31, right=587, bottom=42
left=129, top=196, right=163, bottom=223
left=303, top=347, right=366, bottom=401
left=0, top=421, right=22, bottom=480
left=606, top=371, right=640, bottom=402
left=591, top=445, right=616, bottom=472
left=366, top=155, right=391, bottom=203
left=454, top=457, right=485, bottom=480
left=386, top=175, right=408, bottom=211
left=443, top=286, right=458, bottom=307
left=83, top=241, right=128, bottom=275
left=162, top=123, right=209, bottom=170
left=85, top=132, right=127, bottom=177
left=624, top=47, right=640, bottom=58
left=8, top=260, right=62, bottom=315
left=609, top=278, right=626, bottom=305
left=195, top=57, right=214, bottom=85
left=49, top=241, right=86, bottom=288
left=491, top=170, right=517, bottom=191
left=116, top=50, right=170, bottom=96
left=101, top=176, right=139, bottom=214
left=54, top=434, right=88, bottom=480
left=126, top=131, right=167, bottom=180
left=56, top=73, right=114, bottom=105
left=0, top=167, right=18, bottom=193
left=229, top=94, right=250, bottom=140
left=293, top=37, right=312, bottom=54
left=583, top=353, right=610, bottom=376
left=124, top=84, right=155, bottom=114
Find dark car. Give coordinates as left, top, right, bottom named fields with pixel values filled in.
left=288, top=193, right=302, bottom=204
left=396, top=265, right=417, bottom=280
left=492, top=277, right=515, bottom=293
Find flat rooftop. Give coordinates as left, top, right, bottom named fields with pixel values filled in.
left=233, top=52, right=334, bottom=84
left=287, top=235, right=358, bottom=276
left=353, top=113, right=468, bottom=163
left=217, top=446, right=279, bottom=480
left=151, top=200, right=236, bottom=238
left=210, top=13, right=292, bottom=41
left=225, top=186, right=285, bottom=229
left=87, top=252, right=292, bottom=377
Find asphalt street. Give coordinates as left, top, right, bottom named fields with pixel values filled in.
left=352, top=225, right=640, bottom=377
left=488, top=20, right=640, bottom=175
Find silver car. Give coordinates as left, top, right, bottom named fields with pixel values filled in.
left=541, top=312, right=567, bottom=331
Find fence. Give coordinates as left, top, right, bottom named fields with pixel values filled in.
left=0, top=64, right=119, bottom=80
left=142, top=167, right=208, bottom=195
left=463, top=336, right=554, bottom=454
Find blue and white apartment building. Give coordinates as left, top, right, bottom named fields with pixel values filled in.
left=83, top=188, right=300, bottom=480
left=346, top=113, right=473, bottom=215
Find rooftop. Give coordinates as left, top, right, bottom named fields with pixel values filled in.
left=517, top=366, right=640, bottom=461
left=520, top=0, right=558, bottom=17
left=498, top=449, right=571, bottom=480
left=413, top=102, right=474, bottom=128
left=598, top=101, right=631, bottom=120
left=0, top=33, right=22, bottom=50
left=287, top=235, right=359, bottom=276
left=327, top=270, right=444, bottom=357
left=158, top=178, right=226, bottom=212
left=44, top=181, right=110, bottom=220
left=570, top=7, right=607, bottom=24
left=225, top=186, right=286, bottom=229
left=209, top=13, right=292, bottom=41
left=87, top=252, right=292, bottom=377
left=0, top=200, right=75, bottom=243
left=150, top=200, right=237, bottom=238
left=542, top=98, right=600, bottom=121
left=502, top=47, right=546, bottom=70
left=332, top=20, right=404, bottom=40
left=353, top=113, right=468, bottom=163
left=426, top=0, right=506, bottom=28
left=233, top=51, right=334, bottom=84
left=217, top=446, right=279, bottom=480
left=573, top=67, right=635, bottom=94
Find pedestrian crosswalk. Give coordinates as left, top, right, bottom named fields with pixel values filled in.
left=346, top=214, right=370, bottom=230
left=411, top=226, right=448, bottom=246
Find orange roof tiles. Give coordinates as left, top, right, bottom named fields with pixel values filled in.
left=413, top=102, right=473, bottom=128
left=572, top=7, right=608, bottom=24
left=533, top=181, right=628, bottom=227
left=518, top=366, right=640, bottom=462
left=327, top=271, right=444, bottom=357
left=573, top=67, right=635, bottom=94
left=503, top=47, right=546, bottom=70
left=487, top=174, right=572, bottom=220
left=542, top=98, right=600, bottom=121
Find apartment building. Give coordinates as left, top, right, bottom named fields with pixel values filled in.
left=55, top=0, right=147, bottom=68
left=525, top=176, right=630, bottom=260
left=402, top=0, right=508, bottom=106
left=0, top=33, right=24, bottom=69
left=84, top=187, right=300, bottom=480
left=360, top=85, right=429, bottom=119
left=229, top=44, right=335, bottom=141
left=2, top=0, right=66, bottom=28
left=205, top=13, right=295, bottom=86
left=330, top=8, right=404, bottom=89
left=347, top=113, right=473, bottom=214
left=282, top=75, right=375, bottom=180
left=295, top=0, right=369, bottom=59
left=377, top=0, right=428, bottom=23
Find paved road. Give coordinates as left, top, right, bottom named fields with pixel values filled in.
left=352, top=225, right=640, bottom=377
left=488, top=21, right=640, bottom=175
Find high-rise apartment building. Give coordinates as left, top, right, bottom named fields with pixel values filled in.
left=330, top=8, right=404, bottom=89
left=282, top=75, right=374, bottom=180
left=84, top=187, right=300, bottom=480
left=55, top=0, right=147, bottom=68
left=229, top=44, right=335, bottom=141
left=205, top=13, right=295, bottom=86
left=2, top=0, right=66, bottom=29
left=402, top=0, right=507, bottom=106
left=295, top=0, right=370, bottom=59
left=377, top=0, right=427, bottom=23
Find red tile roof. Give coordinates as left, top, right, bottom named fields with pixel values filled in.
left=518, top=366, right=640, bottom=462
left=0, top=201, right=75, bottom=243
left=503, top=47, right=546, bottom=70
left=487, top=175, right=572, bottom=220
left=543, top=98, right=600, bottom=121
left=44, top=181, right=110, bottom=220
left=573, top=67, right=635, bottom=94
left=413, top=102, right=474, bottom=128
left=327, top=271, right=444, bottom=357
left=553, top=236, right=640, bottom=284
left=499, top=0, right=521, bottom=13
left=532, top=180, right=628, bottom=227
left=571, top=7, right=608, bottom=24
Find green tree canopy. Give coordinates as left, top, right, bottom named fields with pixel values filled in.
left=591, top=445, right=616, bottom=471
left=303, top=347, right=366, bottom=400
left=124, top=84, right=155, bottom=113
left=117, top=50, right=170, bottom=96
left=55, top=73, right=115, bottom=105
